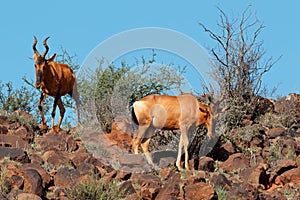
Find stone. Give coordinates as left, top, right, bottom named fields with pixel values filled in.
left=36, top=132, right=77, bottom=151
left=54, top=167, right=81, bottom=188
left=226, top=182, right=258, bottom=200
left=156, top=173, right=181, bottom=200
left=10, top=175, right=24, bottom=189
left=267, top=126, right=286, bottom=139
left=14, top=125, right=34, bottom=143
left=240, top=163, right=269, bottom=189
left=0, top=134, right=30, bottom=149
left=42, top=150, right=73, bottom=168
left=16, top=192, right=42, bottom=200
left=219, top=153, right=249, bottom=172
left=22, top=163, right=51, bottom=188
left=0, top=125, right=8, bottom=134
left=119, top=180, right=136, bottom=195
left=77, top=162, right=99, bottom=176
left=197, top=156, right=215, bottom=172
left=131, top=173, right=162, bottom=200
left=184, top=182, right=215, bottom=200
left=23, top=169, right=44, bottom=197
left=0, top=147, right=29, bottom=163
left=119, top=153, right=145, bottom=167
left=275, top=167, right=300, bottom=188
left=210, top=173, right=231, bottom=190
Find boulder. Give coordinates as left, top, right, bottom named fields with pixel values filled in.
left=219, top=153, right=249, bottom=172
left=53, top=167, right=81, bottom=188
left=184, top=182, right=215, bottom=200
left=197, top=156, right=215, bottom=172
left=240, top=163, right=269, bottom=189
left=131, top=173, right=162, bottom=200
left=226, top=182, right=258, bottom=200
left=23, top=169, right=44, bottom=197
left=14, top=125, right=34, bottom=143
left=267, top=126, right=286, bottom=139
left=275, top=167, right=300, bottom=188
left=22, top=163, right=51, bottom=188
left=0, top=147, right=29, bottom=163
left=156, top=172, right=181, bottom=200
left=210, top=173, right=231, bottom=190
left=16, top=192, right=42, bottom=200
left=35, top=132, right=77, bottom=152
left=0, top=135, right=30, bottom=149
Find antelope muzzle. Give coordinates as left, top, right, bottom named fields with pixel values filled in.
left=35, top=69, right=42, bottom=89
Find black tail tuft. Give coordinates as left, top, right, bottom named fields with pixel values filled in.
left=131, top=106, right=139, bottom=125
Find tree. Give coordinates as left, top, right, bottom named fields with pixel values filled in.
left=77, top=51, right=187, bottom=132
left=199, top=6, right=281, bottom=132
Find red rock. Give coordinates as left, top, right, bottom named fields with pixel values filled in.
left=119, top=180, right=136, bottom=195
left=42, top=150, right=73, bottom=168
left=184, top=182, right=215, bottom=200
left=0, top=135, right=30, bottom=149
left=240, top=163, right=269, bottom=189
left=10, top=175, right=24, bottom=189
left=219, top=153, right=249, bottom=172
left=16, top=193, right=42, bottom=200
left=210, top=172, right=231, bottom=190
left=226, top=182, right=258, bottom=200
left=197, top=156, right=215, bottom=172
left=54, top=167, right=81, bottom=188
left=267, top=126, right=286, bottom=138
left=22, top=163, right=51, bottom=188
left=23, top=169, right=44, bottom=197
left=275, top=167, right=300, bottom=188
left=156, top=173, right=181, bottom=200
left=131, top=173, right=162, bottom=200
left=14, top=125, right=34, bottom=143
left=0, top=125, right=8, bottom=134
left=0, top=147, right=29, bottom=163
left=35, top=132, right=77, bottom=151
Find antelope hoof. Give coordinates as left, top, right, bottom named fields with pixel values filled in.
left=176, top=162, right=183, bottom=171
left=52, top=126, right=61, bottom=133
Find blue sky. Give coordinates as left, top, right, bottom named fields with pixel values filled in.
left=0, top=1, right=299, bottom=97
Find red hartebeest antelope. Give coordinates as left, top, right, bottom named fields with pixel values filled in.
left=32, top=36, right=80, bottom=132
left=131, top=94, right=212, bottom=170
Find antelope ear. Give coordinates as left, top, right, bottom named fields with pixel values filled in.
left=47, top=53, right=56, bottom=62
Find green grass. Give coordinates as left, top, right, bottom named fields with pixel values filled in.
left=215, top=185, right=227, bottom=200
left=66, top=174, right=128, bottom=200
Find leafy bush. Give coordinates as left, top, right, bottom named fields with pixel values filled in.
left=0, top=167, right=10, bottom=196
left=78, top=51, right=186, bottom=132
left=66, top=175, right=127, bottom=200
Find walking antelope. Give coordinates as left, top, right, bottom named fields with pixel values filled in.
left=32, top=36, right=80, bottom=132
left=131, top=94, right=212, bottom=170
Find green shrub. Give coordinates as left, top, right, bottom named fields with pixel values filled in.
left=78, top=51, right=186, bottom=132
left=0, top=167, right=10, bottom=196
left=66, top=175, right=128, bottom=200
left=215, top=185, right=227, bottom=200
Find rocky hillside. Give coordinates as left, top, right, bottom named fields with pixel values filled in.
left=0, top=94, right=299, bottom=199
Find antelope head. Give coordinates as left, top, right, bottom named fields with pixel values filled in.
left=32, top=36, right=55, bottom=89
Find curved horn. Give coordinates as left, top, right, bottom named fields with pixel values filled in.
left=32, top=36, right=39, bottom=54
left=42, top=36, right=50, bottom=59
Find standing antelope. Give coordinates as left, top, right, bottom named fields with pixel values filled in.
left=32, top=36, right=80, bottom=132
left=131, top=94, right=212, bottom=170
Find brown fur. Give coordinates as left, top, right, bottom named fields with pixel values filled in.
left=132, top=94, right=212, bottom=170
left=32, top=36, right=80, bottom=132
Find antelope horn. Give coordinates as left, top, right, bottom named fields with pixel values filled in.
left=42, top=36, right=50, bottom=59
left=32, top=36, right=40, bottom=55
